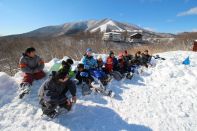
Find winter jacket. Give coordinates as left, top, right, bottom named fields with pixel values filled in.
left=118, top=58, right=127, bottom=74
left=76, top=69, right=94, bottom=84
left=141, top=54, right=152, bottom=64
left=82, top=55, right=97, bottom=70
left=38, top=75, right=67, bottom=104
left=105, top=56, right=118, bottom=73
left=133, top=55, right=142, bottom=65
left=123, top=55, right=133, bottom=65
left=59, top=65, right=75, bottom=78
left=19, top=53, right=44, bottom=74
left=97, top=60, right=104, bottom=70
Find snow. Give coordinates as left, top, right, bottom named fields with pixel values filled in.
left=0, top=51, right=197, bottom=131
left=91, top=20, right=124, bottom=32
left=0, top=72, right=18, bottom=108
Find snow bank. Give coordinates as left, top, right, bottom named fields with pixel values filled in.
left=0, top=51, right=197, bottom=131
left=0, top=72, right=18, bottom=108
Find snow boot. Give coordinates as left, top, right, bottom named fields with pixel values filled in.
left=81, top=82, right=92, bottom=96
left=19, top=82, right=31, bottom=99
left=126, top=72, right=133, bottom=80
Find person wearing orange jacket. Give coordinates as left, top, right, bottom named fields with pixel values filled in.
left=105, top=51, right=118, bottom=74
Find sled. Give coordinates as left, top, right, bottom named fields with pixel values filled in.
left=111, top=71, right=123, bottom=81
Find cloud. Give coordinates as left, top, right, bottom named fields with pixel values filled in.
left=144, top=27, right=156, bottom=32
left=177, top=7, right=197, bottom=16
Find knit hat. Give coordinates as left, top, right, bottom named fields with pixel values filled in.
left=118, top=52, right=123, bottom=59
left=97, top=55, right=102, bottom=60
left=66, top=58, right=74, bottom=65
left=86, top=48, right=92, bottom=53
left=61, top=60, right=71, bottom=69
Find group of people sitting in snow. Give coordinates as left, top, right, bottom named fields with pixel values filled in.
left=19, top=47, right=153, bottom=118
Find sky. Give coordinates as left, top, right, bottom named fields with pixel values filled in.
left=0, top=0, right=197, bottom=36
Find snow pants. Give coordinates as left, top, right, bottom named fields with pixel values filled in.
left=22, top=71, right=45, bottom=85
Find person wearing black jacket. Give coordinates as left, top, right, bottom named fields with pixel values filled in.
left=134, top=51, right=143, bottom=66
left=141, top=50, right=152, bottom=67
left=76, top=63, right=94, bottom=86
left=38, top=65, right=76, bottom=118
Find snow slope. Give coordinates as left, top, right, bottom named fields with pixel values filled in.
left=90, top=20, right=124, bottom=32
left=0, top=51, right=197, bottom=131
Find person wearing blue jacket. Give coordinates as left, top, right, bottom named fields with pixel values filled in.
left=82, top=48, right=98, bottom=70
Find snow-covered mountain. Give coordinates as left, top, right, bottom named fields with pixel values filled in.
left=19, top=19, right=173, bottom=38
left=0, top=51, right=197, bottom=131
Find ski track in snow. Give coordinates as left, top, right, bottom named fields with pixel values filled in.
left=0, top=51, right=197, bottom=131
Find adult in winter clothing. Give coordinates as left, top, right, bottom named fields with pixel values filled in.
left=82, top=48, right=97, bottom=70
left=76, top=63, right=94, bottom=86
left=38, top=67, right=76, bottom=118
left=105, top=51, right=119, bottom=73
left=19, top=47, right=45, bottom=87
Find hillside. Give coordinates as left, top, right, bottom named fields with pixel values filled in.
left=1, top=19, right=174, bottom=38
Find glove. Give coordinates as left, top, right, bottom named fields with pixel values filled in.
left=80, top=72, right=89, bottom=77
left=72, top=96, right=77, bottom=103
left=66, top=99, right=71, bottom=106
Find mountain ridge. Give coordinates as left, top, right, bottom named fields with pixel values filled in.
left=1, top=18, right=175, bottom=38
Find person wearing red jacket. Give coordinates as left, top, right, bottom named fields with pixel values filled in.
left=118, top=52, right=127, bottom=74
left=105, top=51, right=118, bottom=73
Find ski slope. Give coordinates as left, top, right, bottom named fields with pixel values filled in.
left=0, top=51, right=197, bottom=131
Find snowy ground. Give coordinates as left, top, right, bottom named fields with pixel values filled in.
left=0, top=51, right=197, bottom=131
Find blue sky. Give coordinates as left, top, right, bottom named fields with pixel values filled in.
left=0, top=0, right=197, bottom=36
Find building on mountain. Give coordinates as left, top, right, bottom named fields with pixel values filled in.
left=128, top=33, right=143, bottom=43
left=103, top=32, right=123, bottom=42
left=193, top=40, right=197, bottom=52
left=102, top=30, right=144, bottom=43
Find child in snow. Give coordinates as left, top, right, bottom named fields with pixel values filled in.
left=97, top=55, right=105, bottom=70
left=60, top=61, right=77, bottom=103
left=38, top=67, right=75, bottom=118
left=105, top=51, right=119, bottom=74
left=141, top=50, right=152, bottom=68
left=133, top=51, right=143, bottom=66
left=61, top=58, right=76, bottom=79
left=82, top=48, right=98, bottom=70
left=76, top=63, right=94, bottom=86
left=118, top=52, right=127, bottom=74
left=119, top=51, right=134, bottom=79
left=123, top=50, right=133, bottom=65
left=19, top=47, right=45, bottom=88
